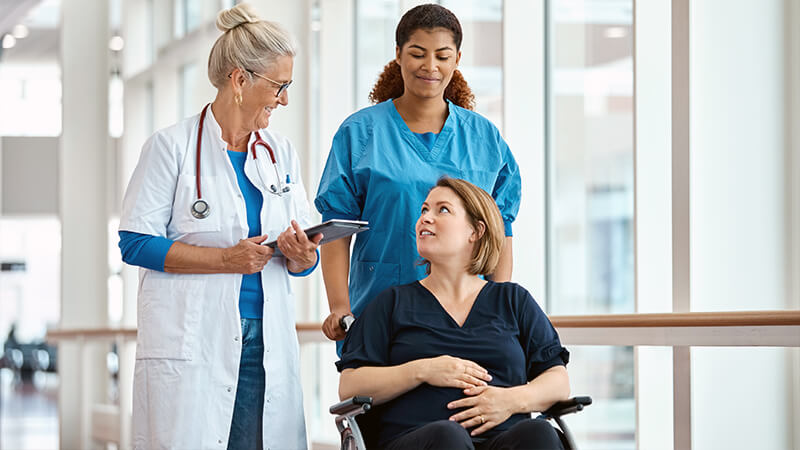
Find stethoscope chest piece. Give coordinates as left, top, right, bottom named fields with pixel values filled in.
left=191, top=199, right=210, bottom=219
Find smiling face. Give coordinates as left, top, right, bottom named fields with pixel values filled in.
left=395, top=28, right=461, bottom=101
left=416, top=186, right=481, bottom=268
left=237, top=55, right=293, bottom=131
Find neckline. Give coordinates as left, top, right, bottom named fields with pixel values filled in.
left=415, top=280, right=490, bottom=329
left=387, top=99, right=455, bottom=161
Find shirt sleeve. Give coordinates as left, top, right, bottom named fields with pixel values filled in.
left=515, top=285, right=570, bottom=380
left=288, top=249, right=319, bottom=277
left=492, top=137, right=522, bottom=237
left=118, top=132, right=180, bottom=237
left=314, top=124, right=365, bottom=222
left=335, top=288, right=395, bottom=371
left=118, top=231, right=174, bottom=272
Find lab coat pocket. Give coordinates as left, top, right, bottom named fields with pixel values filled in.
left=171, top=175, right=222, bottom=235
left=136, top=274, right=204, bottom=360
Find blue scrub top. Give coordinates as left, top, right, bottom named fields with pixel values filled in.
left=314, top=99, right=522, bottom=327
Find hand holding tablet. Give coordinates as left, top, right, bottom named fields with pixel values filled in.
left=264, top=219, right=369, bottom=256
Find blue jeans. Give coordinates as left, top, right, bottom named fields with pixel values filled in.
left=227, top=318, right=265, bottom=450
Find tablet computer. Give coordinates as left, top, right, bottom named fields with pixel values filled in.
left=264, top=219, right=369, bottom=256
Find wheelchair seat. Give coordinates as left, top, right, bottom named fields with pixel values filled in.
left=330, top=395, right=592, bottom=450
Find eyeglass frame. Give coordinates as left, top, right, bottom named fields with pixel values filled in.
left=248, top=69, right=292, bottom=97
left=228, top=69, right=293, bottom=97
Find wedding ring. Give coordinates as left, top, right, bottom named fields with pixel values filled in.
left=479, top=415, right=485, bottom=424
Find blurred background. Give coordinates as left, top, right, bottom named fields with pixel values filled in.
left=0, top=0, right=798, bottom=449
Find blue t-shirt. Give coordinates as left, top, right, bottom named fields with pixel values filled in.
left=336, top=281, right=569, bottom=447
left=315, top=100, right=522, bottom=353
left=227, top=150, right=264, bottom=319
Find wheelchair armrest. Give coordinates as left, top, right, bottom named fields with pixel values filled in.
left=542, top=396, right=592, bottom=418
left=329, top=396, right=373, bottom=416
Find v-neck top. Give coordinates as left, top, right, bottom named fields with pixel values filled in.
left=315, top=99, right=522, bottom=355
left=337, top=281, right=569, bottom=446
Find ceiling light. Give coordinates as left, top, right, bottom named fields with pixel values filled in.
left=2, top=34, right=16, bottom=49
left=604, top=27, right=627, bottom=39
left=109, top=36, right=124, bottom=52
left=12, top=25, right=29, bottom=39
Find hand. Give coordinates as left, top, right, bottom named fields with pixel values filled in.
left=322, top=310, right=350, bottom=341
left=447, top=385, right=515, bottom=436
left=277, top=220, right=323, bottom=271
left=222, top=235, right=274, bottom=274
left=417, top=356, right=492, bottom=390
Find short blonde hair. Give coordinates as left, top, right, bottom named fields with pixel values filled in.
left=208, top=3, right=296, bottom=89
left=422, top=177, right=505, bottom=276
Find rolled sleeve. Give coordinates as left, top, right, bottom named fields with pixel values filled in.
left=492, top=139, right=522, bottom=237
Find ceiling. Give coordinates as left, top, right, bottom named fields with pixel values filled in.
left=0, top=0, right=60, bottom=65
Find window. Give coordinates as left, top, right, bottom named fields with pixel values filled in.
left=546, top=1, right=635, bottom=448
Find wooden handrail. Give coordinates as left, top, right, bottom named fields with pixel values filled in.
left=548, top=310, right=800, bottom=328
left=46, top=310, right=800, bottom=341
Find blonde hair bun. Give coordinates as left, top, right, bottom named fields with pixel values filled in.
left=216, top=3, right=260, bottom=32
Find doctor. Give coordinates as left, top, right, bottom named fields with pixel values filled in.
left=118, top=4, right=318, bottom=449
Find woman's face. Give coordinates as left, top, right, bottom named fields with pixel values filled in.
left=239, top=55, right=293, bottom=131
left=416, top=186, right=478, bottom=265
left=396, top=28, right=461, bottom=101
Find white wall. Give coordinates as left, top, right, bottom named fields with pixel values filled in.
left=689, top=0, right=793, bottom=448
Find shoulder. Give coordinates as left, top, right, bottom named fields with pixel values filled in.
left=334, top=101, right=393, bottom=138
left=484, top=281, right=538, bottom=308
left=361, top=281, right=420, bottom=315
left=156, top=115, right=196, bottom=146
left=142, top=115, right=197, bottom=161
left=449, top=103, right=503, bottom=140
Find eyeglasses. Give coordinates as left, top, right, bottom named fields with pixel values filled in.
left=247, top=70, right=292, bottom=97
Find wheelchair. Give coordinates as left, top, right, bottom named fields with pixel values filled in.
left=331, top=395, right=592, bottom=450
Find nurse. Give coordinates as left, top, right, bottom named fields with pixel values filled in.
left=315, top=4, right=521, bottom=347
left=118, top=4, right=318, bottom=449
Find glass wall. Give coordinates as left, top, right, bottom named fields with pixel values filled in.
left=547, top=1, right=635, bottom=448
left=441, top=0, right=503, bottom=129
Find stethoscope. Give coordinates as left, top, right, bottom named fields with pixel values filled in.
left=191, top=104, right=291, bottom=219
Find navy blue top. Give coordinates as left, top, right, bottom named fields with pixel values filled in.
left=336, top=281, right=569, bottom=446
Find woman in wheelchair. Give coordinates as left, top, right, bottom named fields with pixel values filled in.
left=336, top=178, right=570, bottom=450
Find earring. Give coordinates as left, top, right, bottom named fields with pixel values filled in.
left=234, top=92, right=243, bottom=106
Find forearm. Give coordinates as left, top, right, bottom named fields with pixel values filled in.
left=164, top=241, right=228, bottom=274
left=321, top=237, right=352, bottom=313
left=505, top=365, right=570, bottom=414
left=488, top=237, right=513, bottom=282
left=339, top=361, right=424, bottom=405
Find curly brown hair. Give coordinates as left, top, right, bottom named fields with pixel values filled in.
left=367, top=4, right=475, bottom=110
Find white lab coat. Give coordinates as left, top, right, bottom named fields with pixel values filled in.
left=119, top=107, right=310, bottom=450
